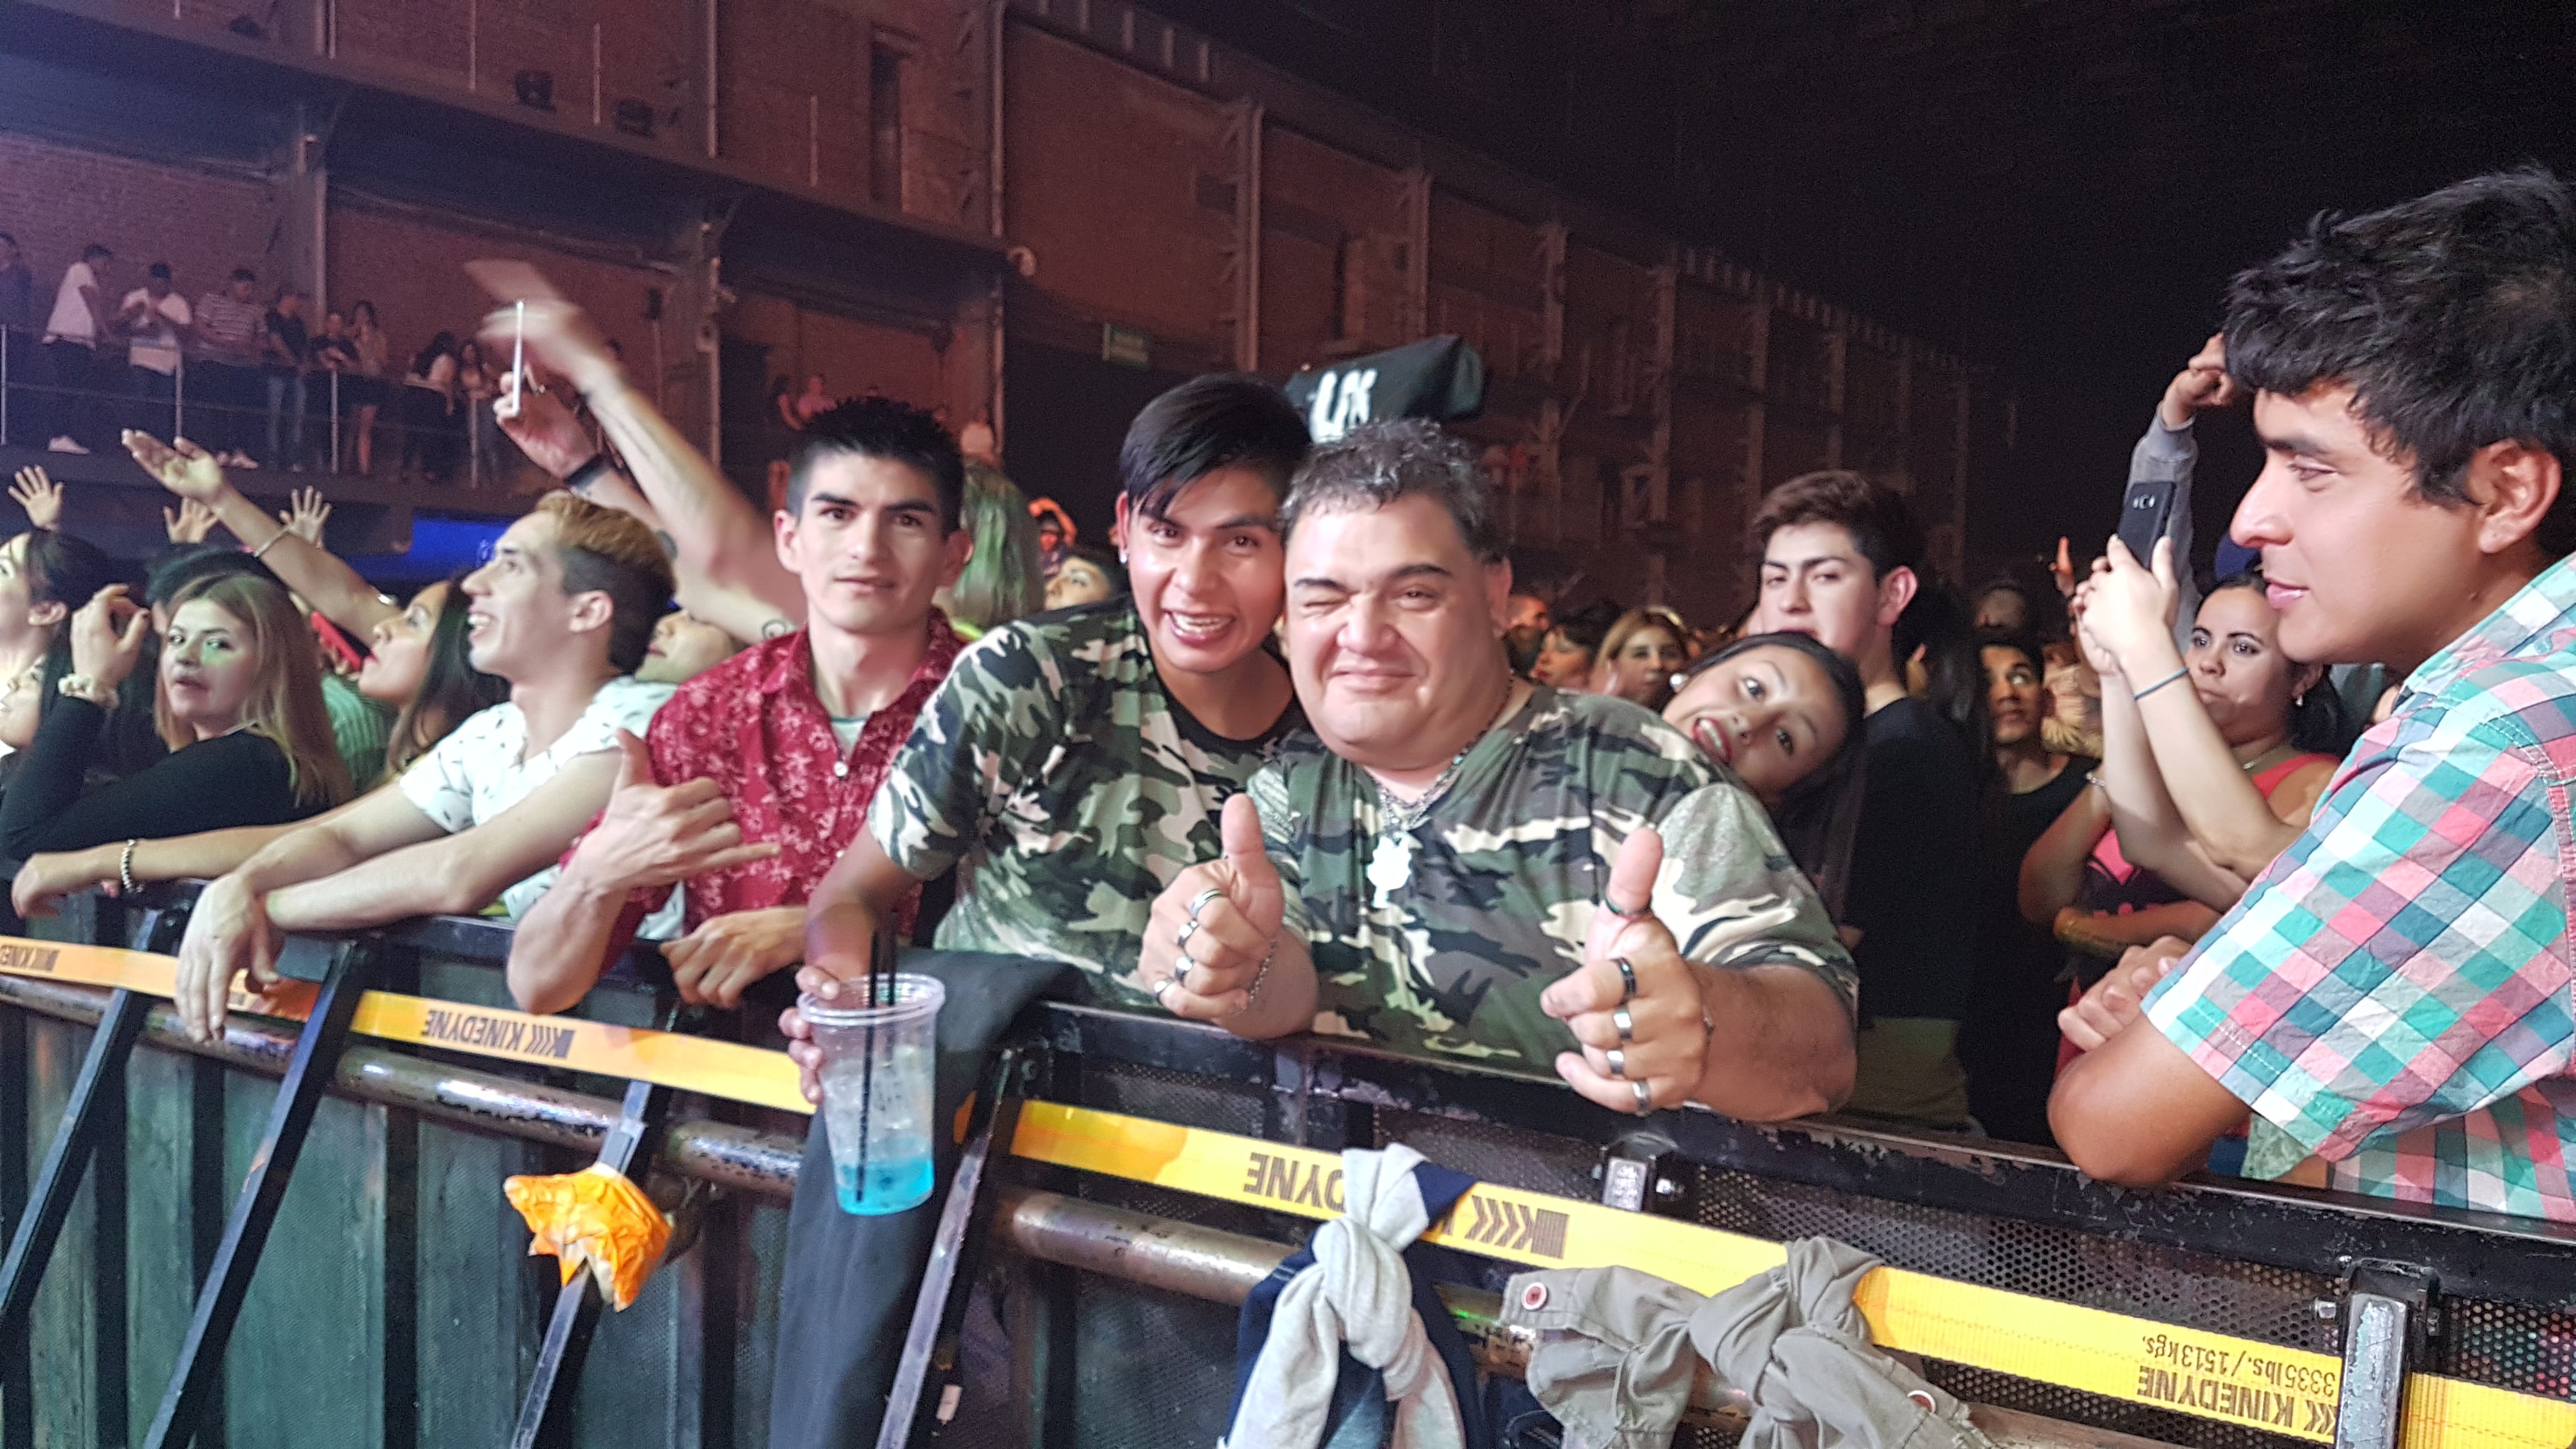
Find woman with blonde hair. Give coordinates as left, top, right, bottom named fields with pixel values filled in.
left=0, top=570, right=350, bottom=863
left=1592, top=604, right=1690, bottom=710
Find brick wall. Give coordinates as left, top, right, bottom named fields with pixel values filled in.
left=0, top=134, right=284, bottom=326
left=726, top=290, right=947, bottom=413
left=325, top=202, right=680, bottom=417
left=1002, top=24, right=1232, bottom=353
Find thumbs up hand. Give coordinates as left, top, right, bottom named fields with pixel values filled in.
left=1542, top=824, right=1714, bottom=1116
left=1140, top=793, right=1284, bottom=1020
left=565, top=730, right=781, bottom=893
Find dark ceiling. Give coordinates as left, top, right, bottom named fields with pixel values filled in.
left=1147, top=0, right=2576, bottom=576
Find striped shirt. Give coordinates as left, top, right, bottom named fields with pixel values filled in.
left=2146, top=556, right=2576, bottom=1220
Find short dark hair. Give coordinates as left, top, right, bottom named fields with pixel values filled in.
left=1282, top=417, right=1504, bottom=562
left=147, top=544, right=282, bottom=607
left=22, top=530, right=119, bottom=613
left=2226, top=165, right=2576, bottom=558
left=786, top=397, right=965, bottom=531
left=81, top=243, right=111, bottom=263
left=0, top=233, right=16, bottom=250
left=229, top=266, right=255, bottom=283
left=1119, top=374, right=1310, bottom=518
left=1974, top=626, right=2046, bottom=677
left=148, top=262, right=172, bottom=280
left=1748, top=470, right=1926, bottom=581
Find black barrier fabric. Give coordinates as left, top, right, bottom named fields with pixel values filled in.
left=765, top=949, right=1078, bottom=1448
left=1281, top=335, right=1486, bottom=443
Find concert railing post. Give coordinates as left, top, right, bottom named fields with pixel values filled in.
left=507, top=1066, right=676, bottom=1449
left=141, top=935, right=383, bottom=1449
left=0, top=908, right=186, bottom=1347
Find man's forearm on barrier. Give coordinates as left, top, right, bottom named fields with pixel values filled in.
left=505, top=864, right=634, bottom=1015
left=1691, top=963, right=1855, bottom=1119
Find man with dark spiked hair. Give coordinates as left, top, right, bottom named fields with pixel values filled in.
left=2056, top=168, right=2576, bottom=1222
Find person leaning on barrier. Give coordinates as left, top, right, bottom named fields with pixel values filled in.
left=10, top=565, right=511, bottom=917
left=170, top=490, right=679, bottom=1042
left=1138, top=419, right=1859, bottom=1119
left=505, top=399, right=972, bottom=1016
left=2051, top=168, right=2576, bottom=1221
left=783, top=372, right=1312, bottom=1036
left=0, top=569, right=351, bottom=866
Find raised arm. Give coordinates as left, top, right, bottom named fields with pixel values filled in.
left=2082, top=541, right=2312, bottom=879
left=124, top=431, right=399, bottom=637
left=489, top=297, right=802, bottom=629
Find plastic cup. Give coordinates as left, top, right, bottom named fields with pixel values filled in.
left=801, top=975, right=945, bottom=1216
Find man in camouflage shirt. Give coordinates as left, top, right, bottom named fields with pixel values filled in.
left=795, top=373, right=1311, bottom=1008
left=1144, top=420, right=1857, bottom=1119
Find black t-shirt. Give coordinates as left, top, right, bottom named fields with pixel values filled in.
left=1961, top=757, right=2096, bottom=1144
left=1843, top=696, right=1982, bottom=1022
left=264, top=310, right=309, bottom=374
left=0, top=697, right=321, bottom=859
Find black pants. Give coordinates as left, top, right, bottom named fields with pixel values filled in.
left=188, top=362, right=260, bottom=456
left=41, top=339, right=99, bottom=448
left=765, top=950, right=1078, bottom=1449
left=0, top=330, right=33, bottom=447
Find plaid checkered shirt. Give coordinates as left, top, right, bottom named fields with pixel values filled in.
left=2145, top=556, right=2576, bottom=1221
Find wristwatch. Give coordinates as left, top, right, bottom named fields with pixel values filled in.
left=56, top=673, right=115, bottom=707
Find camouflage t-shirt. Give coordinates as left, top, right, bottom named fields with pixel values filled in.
left=1251, top=686, right=1857, bottom=1071
left=868, top=599, right=1300, bottom=1004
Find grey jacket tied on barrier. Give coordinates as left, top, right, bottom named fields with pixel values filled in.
left=1500, top=1240, right=1997, bottom=1449
left=1224, top=1143, right=1469, bottom=1449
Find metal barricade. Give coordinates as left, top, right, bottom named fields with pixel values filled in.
left=0, top=889, right=806, bottom=1449
left=1, top=889, right=2572, bottom=1448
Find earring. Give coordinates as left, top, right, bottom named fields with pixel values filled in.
left=2294, top=690, right=2307, bottom=707
left=1118, top=549, right=1129, bottom=565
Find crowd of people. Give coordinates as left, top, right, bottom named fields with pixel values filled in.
left=1, top=165, right=2574, bottom=1436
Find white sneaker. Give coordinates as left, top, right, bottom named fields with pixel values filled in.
left=45, top=436, right=88, bottom=455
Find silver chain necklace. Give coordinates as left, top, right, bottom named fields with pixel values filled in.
left=1373, top=740, right=1478, bottom=834
left=1369, top=681, right=1522, bottom=833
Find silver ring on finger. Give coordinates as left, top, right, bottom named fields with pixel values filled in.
left=1154, top=972, right=1188, bottom=1009
left=1613, top=956, right=1637, bottom=1004
left=1631, top=1080, right=1652, bottom=1115
left=1605, top=1046, right=1627, bottom=1079
left=1186, top=886, right=1224, bottom=920
left=1175, top=917, right=1201, bottom=954
left=1613, top=1005, right=1634, bottom=1043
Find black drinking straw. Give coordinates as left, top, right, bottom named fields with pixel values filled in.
left=857, top=924, right=894, bottom=1193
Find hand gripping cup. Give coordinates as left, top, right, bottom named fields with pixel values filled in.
left=801, top=974, right=945, bottom=1216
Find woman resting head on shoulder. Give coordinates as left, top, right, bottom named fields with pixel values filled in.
left=1662, top=631, right=1871, bottom=912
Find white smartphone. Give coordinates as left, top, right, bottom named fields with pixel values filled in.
left=494, top=301, right=526, bottom=422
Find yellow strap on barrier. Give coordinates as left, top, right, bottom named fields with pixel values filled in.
left=1009, top=1102, right=2576, bottom=1449
left=0, top=936, right=811, bottom=1116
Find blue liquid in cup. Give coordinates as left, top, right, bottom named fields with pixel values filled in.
left=836, top=1155, right=935, bottom=1216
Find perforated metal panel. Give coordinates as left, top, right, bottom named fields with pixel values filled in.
left=1071, top=1278, right=1243, bottom=1449
left=2437, top=1296, right=2575, bottom=1399
left=1694, top=1167, right=2341, bottom=1354
left=1077, top=1058, right=1272, bottom=1137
